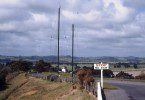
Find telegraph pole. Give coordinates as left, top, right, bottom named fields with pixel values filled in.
left=57, top=7, right=60, bottom=73
left=72, top=24, right=74, bottom=81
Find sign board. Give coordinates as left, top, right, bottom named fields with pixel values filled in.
left=94, top=62, right=109, bottom=88
left=94, top=63, right=109, bottom=70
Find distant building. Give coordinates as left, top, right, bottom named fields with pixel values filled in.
left=61, top=67, right=67, bottom=73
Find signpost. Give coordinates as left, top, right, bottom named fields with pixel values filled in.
left=94, top=62, right=109, bottom=88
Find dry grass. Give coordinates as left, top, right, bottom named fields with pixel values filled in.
left=42, top=72, right=71, bottom=78
left=58, top=89, right=96, bottom=100
left=1, top=74, right=96, bottom=100
left=0, top=73, right=28, bottom=100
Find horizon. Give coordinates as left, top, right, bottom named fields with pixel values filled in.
left=0, top=54, right=144, bottom=58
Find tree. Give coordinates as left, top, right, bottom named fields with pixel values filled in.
left=35, top=60, right=51, bottom=72
left=9, top=60, right=33, bottom=72
left=133, top=63, right=138, bottom=69
left=0, top=64, right=9, bottom=91
left=0, top=73, right=6, bottom=91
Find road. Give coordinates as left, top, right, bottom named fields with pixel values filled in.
left=104, top=80, right=145, bottom=100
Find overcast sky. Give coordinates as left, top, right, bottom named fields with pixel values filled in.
left=0, top=0, right=145, bottom=57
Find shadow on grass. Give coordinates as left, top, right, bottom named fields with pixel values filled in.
left=0, top=84, right=9, bottom=91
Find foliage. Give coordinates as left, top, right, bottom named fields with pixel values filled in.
left=135, top=72, right=145, bottom=80
left=116, top=71, right=134, bottom=79
left=92, top=69, right=114, bottom=78
left=35, top=60, right=51, bottom=73
left=0, top=64, right=10, bottom=91
left=0, top=74, right=6, bottom=91
left=77, top=69, right=95, bottom=87
left=8, top=60, right=33, bottom=72
left=133, top=63, right=138, bottom=69
left=114, top=63, right=131, bottom=68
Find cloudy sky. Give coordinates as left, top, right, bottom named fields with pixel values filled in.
left=0, top=0, right=145, bottom=57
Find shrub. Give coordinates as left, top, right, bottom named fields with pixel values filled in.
left=0, top=74, right=6, bottom=91
left=76, top=69, right=95, bottom=88
left=116, top=71, right=134, bottom=79
left=135, top=73, right=145, bottom=80
left=35, top=60, right=52, bottom=72
left=9, top=60, right=33, bottom=72
left=92, top=69, right=114, bottom=78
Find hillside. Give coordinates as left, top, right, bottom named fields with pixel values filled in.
left=0, top=73, right=96, bottom=100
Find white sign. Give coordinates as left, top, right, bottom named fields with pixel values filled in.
left=94, top=63, right=109, bottom=70
left=94, top=62, right=109, bottom=88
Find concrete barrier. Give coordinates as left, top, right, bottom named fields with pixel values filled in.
left=97, top=82, right=103, bottom=100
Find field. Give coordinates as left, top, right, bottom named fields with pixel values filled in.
left=0, top=73, right=96, bottom=100
left=52, top=63, right=145, bottom=72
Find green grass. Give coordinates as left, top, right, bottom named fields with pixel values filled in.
left=42, top=72, right=58, bottom=75
left=111, top=68, right=145, bottom=71
left=42, top=72, right=71, bottom=78
left=96, top=77, right=145, bottom=83
left=103, top=83, right=118, bottom=90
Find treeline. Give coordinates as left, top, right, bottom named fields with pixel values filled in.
left=114, top=63, right=138, bottom=68
left=0, top=60, right=54, bottom=91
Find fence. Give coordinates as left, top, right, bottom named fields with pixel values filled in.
left=83, top=81, right=97, bottom=97
left=29, top=73, right=74, bottom=83
left=30, top=73, right=98, bottom=98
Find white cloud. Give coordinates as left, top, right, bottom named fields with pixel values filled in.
left=0, top=0, right=145, bottom=56
left=32, top=13, right=49, bottom=23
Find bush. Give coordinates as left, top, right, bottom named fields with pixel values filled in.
left=135, top=73, right=145, bottom=80
left=0, top=74, right=6, bottom=91
left=77, top=69, right=95, bottom=88
left=35, top=60, right=52, bottom=73
left=116, top=71, right=134, bottom=79
left=92, top=69, right=114, bottom=78
left=9, top=60, right=33, bottom=72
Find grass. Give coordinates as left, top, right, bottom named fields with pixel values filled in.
left=0, top=73, right=28, bottom=100
left=111, top=68, right=145, bottom=71
left=0, top=73, right=96, bottom=100
left=62, top=89, right=96, bottom=100
left=103, top=83, right=118, bottom=90
left=42, top=72, right=58, bottom=75
left=42, top=72, right=71, bottom=78
left=96, top=76, right=145, bottom=82
left=104, top=77, right=145, bottom=82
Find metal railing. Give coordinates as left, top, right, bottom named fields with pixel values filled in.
left=97, top=82, right=103, bottom=100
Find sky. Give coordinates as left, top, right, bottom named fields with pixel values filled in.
left=0, top=0, right=145, bottom=57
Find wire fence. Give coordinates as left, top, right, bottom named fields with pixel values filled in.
left=29, top=73, right=74, bottom=83
left=29, top=72, right=97, bottom=97
left=83, top=82, right=97, bottom=96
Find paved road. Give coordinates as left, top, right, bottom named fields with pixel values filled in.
left=104, top=80, right=145, bottom=100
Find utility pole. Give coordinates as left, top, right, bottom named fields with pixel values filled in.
left=57, top=7, right=60, bottom=73
left=72, top=24, right=74, bottom=82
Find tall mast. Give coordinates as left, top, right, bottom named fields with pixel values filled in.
left=72, top=24, right=74, bottom=80
left=57, top=7, right=60, bottom=73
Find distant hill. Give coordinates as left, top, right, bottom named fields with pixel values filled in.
left=0, top=55, right=145, bottom=63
